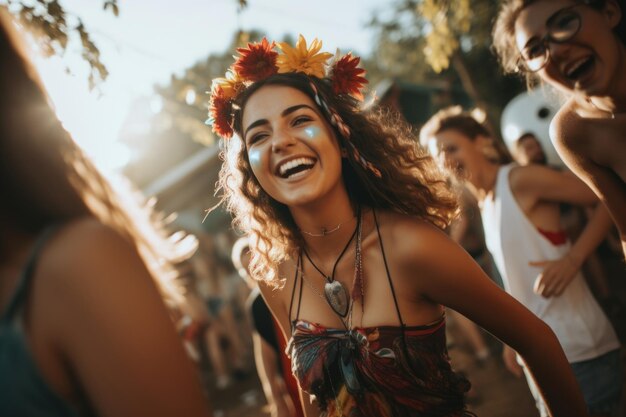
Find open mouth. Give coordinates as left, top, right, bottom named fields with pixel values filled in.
left=276, top=157, right=316, bottom=179
left=564, top=56, right=594, bottom=82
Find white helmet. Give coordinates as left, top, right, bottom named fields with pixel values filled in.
left=501, top=88, right=564, bottom=167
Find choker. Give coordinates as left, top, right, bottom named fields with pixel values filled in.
left=299, top=213, right=356, bottom=237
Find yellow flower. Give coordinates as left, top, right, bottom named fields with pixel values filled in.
left=211, top=70, right=245, bottom=100
left=276, top=35, right=333, bottom=78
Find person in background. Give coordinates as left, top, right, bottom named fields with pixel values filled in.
left=192, top=240, right=249, bottom=390
left=511, top=132, right=623, bottom=328
left=210, top=35, right=590, bottom=416
left=0, top=12, right=212, bottom=417
left=512, top=133, right=549, bottom=166
left=421, top=106, right=621, bottom=417
left=493, top=0, right=626, bottom=260
left=232, top=237, right=303, bottom=417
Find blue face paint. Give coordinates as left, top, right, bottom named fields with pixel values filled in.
left=248, top=148, right=262, bottom=167
left=303, top=126, right=321, bottom=140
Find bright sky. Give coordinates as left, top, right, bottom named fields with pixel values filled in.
left=34, top=0, right=387, bottom=172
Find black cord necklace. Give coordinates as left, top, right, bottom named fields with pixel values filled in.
left=302, top=210, right=360, bottom=318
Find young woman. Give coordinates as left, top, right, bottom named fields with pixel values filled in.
left=0, top=12, right=212, bottom=417
left=210, top=35, right=591, bottom=416
left=493, top=0, right=626, bottom=258
left=420, top=107, right=621, bottom=417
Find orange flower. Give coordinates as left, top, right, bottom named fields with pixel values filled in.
left=276, top=35, right=333, bottom=78
left=208, top=86, right=234, bottom=138
left=330, top=53, right=368, bottom=100
left=233, top=38, right=279, bottom=82
left=211, top=70, right=245, bottom=100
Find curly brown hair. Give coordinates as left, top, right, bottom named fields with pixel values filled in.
left=493, top=0, right=626, bottom=86
left=216, top=73, right=458, bottom=287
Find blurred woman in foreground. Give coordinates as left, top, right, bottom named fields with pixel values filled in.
left=0, top=11, right=213, bottom=417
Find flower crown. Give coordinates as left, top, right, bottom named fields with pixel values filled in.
left=207, top=35, right=368, bottom=140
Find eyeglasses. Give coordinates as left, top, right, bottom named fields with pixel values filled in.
left=518, top=3, right=586, bottom=72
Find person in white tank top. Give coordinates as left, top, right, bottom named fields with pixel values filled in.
left=421, top=107, right=621, bottom=417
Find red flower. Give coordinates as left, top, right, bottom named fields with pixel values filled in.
left=330, top=54, right=368, bottom=100
left=233, top=38, right=279, bottom=82
left=208, top=86, right=234, bottom=138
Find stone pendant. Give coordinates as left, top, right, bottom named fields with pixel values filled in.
left=324, top=279, right=349, bottom=318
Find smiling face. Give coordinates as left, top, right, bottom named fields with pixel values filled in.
left=426, top=129, right=488, bottom=183
left=241, top=84, right=344, bottom=207
left=515, top=0, right=623, bottom=96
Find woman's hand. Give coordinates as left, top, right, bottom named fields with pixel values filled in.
left=529, top=253, right=581, bottom=298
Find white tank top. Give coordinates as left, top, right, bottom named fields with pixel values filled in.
left=481, top=164, right=619, bottom=363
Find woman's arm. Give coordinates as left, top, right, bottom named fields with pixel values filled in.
left=511, top=163, right=599, bottom=206
left=259, top=277, right=320, bottom=417
left=48, top=220, right=212, bottom=417
left=253, top=333, right=293, bottom=417
left=403, top=221, right=589, bottom=417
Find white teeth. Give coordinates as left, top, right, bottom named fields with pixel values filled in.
left=278, top=157, right=315, bottom=177
left=566, top=59, right=588, bottom=77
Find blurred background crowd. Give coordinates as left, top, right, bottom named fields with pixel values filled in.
left=1, top=0, right=625, bottom=416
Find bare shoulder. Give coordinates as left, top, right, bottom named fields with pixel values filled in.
left=43, top=217, right=146, bottom=288
left=33, top=219, right=212, bottom=417
left=36, top=217, right=164, bottom=327
left=32, top=216, right=172, bottom=352
left=375, top=210, right=455, bottom=267
left=375, top=210, right=480, bottom=299
left=257, top=269, right=288, bottom=305
left=550, top=99, right=589, bottom=151
left=257, top=259, right=296, bottom=337
left=259, top=258, right=298, bottom=306
left=48, top=217, right=135, bottom=257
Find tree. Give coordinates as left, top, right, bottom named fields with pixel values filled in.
left=1, top=0, right=119, bottom=89
left=368, top=0, right=524, bottom=133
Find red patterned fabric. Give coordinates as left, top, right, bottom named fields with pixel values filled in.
left=287, top=317, right=473, bottom=417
